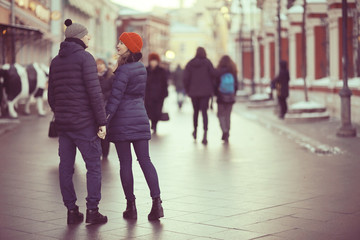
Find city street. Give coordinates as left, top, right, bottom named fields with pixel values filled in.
left=1, top=92, right=360, bottom=240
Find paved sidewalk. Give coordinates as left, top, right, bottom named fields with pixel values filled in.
left=233, top=103, right=360, bottom=157
left=1, top=94, right=360, bottom=240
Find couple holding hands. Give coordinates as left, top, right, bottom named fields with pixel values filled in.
left=48, top=19, right=163, bottom=224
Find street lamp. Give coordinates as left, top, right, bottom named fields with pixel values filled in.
left=337, top=0, right=357, bottom=137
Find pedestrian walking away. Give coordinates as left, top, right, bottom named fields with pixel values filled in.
left=145, top=52, right=168, bottom=134
left=48, top=19, right=108, bottom=225
left=172, top=64, right=186, bottom=110
left=105, top=32, right=164, bottom=221
left=183, top=47, right=216, bottom=145
left=96, top=58, right=114, bottom=160
left=271, top=60, right=290, bottom=119
left=215, top=55, right=238, bottom=143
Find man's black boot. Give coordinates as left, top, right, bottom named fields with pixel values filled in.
left=123, top=200, right=137, bottom=219
left=148, top=198, right=164, bottom=221
left=85, top=208, right=108, bottom=224
left=67, top=205, right=84, bottom=224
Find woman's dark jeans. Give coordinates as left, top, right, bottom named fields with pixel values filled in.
left=114, top=140, right=160, bottom=201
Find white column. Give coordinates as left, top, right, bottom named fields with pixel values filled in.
left=288, top=24, right=300, bottom=81
left=50, top=0, right=63, bottom=58
left=264, top=35, right=270, bottom=82
left=306, top=20, right=315, bottom=84
left=328, top=11, right=341, bottom=84
left=254, top=33, right=261, bottom=83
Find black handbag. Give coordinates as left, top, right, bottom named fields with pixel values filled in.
left=48, top=116, right=58, bottom=138
left=159, top=112, right=170, bottom=121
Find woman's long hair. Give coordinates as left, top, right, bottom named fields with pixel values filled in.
left=217, top=55, right=237, bottom=76
left=117, top=50, right=142, bottom=67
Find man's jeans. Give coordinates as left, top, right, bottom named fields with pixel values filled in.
left=58, top=126, right=102, bottom=210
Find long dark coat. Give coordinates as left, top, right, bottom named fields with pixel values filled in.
left=273, top=61, right=290, bottom=98
left=183, top=57, right=215, bottom=97
left=145, top=66, right=168, bottom=121
left=105, top=61, right=151, bottom=142
left=48, top=39, right=106, bottom=132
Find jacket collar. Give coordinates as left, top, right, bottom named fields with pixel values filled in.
left=65, top=38, right=87, bottom=49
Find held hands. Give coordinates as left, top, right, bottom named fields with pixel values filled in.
left=97, top=125, right=106, bottom=139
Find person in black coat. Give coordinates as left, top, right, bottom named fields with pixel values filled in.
left=48, top=19, right=107, bottom=225
left=272, top=60, right=290, bottom=119
left=145, top=53, right=168, bottom=134
left=172, top=64, right=185, bottom=109
left=215, top=55, right=238, bottom=143
left=183, top=47, right=215, bottom=144
left=96, top=58, right=114, bottom=160
left=106, top=32, right=164, bottom=221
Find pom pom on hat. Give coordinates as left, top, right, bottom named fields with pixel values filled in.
left=119, top=32, right=143, bottom=53
left=64, top=19, right=72, bottom=27
left=64, top=18, right=88, bottom=39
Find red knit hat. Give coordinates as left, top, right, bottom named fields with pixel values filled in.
left=148, top=53, right=160, bottom=62
left=119, top=32, right=143, bottom=53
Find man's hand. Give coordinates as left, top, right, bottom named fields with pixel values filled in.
left=97, top=125, right=106, bottom=139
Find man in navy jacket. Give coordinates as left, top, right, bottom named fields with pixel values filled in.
left=48, top=19, right=107, bottom=225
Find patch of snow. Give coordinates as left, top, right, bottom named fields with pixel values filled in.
left=249, top=93, right=270, bottom=101
left=290, top=101, right=325, bottom=110
left=311, top=77, right=331, bottom=87
left=307, top=0, right=327, bottom=3
left=336, top=77, right=360, bottom=88
left=236, top=90, right=249, bottom=97
left=290, top=78, right=305, bottom=86
left=288, top=4, right=303, bottom=14
left=290, top=77, right=360, bottom=89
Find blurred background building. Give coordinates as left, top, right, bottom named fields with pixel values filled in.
left=0, top=0, right=359, bottom=91
left=0, top=0, right=119, bottom=65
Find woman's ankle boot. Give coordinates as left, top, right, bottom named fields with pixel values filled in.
left=192, top=129, right=197, bottom=140
left=123, top=200, right=137, bottom=219
left=202, top=131, right=208, bottom=145
left=148, top=198, right=164, bottom=221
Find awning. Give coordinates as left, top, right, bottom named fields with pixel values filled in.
left=0, top=24, right=43, bottom=64
left=68, top=0, right=97, bottom=17
left=0, top=23, right=43, bottom=41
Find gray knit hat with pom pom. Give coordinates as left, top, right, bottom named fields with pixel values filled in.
left=64, top=19, right=88, bottom=39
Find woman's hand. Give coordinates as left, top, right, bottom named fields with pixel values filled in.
left=97, top=125, right=106, bottom=139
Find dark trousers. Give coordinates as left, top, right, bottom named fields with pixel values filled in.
left=58, top=127, right=102, bottom=210
left=191, top=96, right=210, bottom=131
left=101, top=139, right=110, bottom=158
left=278, top=96, right=288, bottom=118
left=114, top=140, right=160, bottom=201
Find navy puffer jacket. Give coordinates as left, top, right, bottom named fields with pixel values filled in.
left=105, top=62, right=151, bottom=142
left=48, top=39, right=106, bottom=132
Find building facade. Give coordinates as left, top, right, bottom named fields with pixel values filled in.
left=0, top=0, right=119, bottom=66
left=0, top=0, right=53, bottom=65
left=251, top=0, right=360, bottom=95
left=240, top=0, right=360, bottom=122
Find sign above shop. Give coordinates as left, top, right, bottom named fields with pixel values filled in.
left=15, top=0, right=51, bottom=23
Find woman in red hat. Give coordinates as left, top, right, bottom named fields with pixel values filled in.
left=105, top=32, right=164, bottom=221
